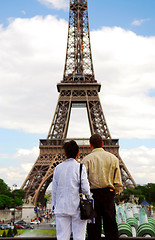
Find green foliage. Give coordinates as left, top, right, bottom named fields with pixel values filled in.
left=13, top=189, right=25, bottom=199
left=147, top=183, right=155, bottom=202
left=13, top=225, right=18, bottom=235
left=0, top=179, right=24, bottom=209
left=7, top=227, right=13, bottom=237
left=0, top=194, right=13, bottom=209
left=44, top=194, right=51, bottom=199
left=40, top=194, right=51, bottom=207
left=119, top=183, right=155, bottom=205
left=14, top=195, right=23, bottom=206
left=2, top=230, right=7, bottom=237
left=0, top=179, right=11, bottom=196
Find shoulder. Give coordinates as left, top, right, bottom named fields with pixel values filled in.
left=104, top=151, right=119, bottom=163
left=53, top=161, right=65, bottom=173
left=82, top=152, right=94, bottom=163
left=57, top=159, right=80, bottom=169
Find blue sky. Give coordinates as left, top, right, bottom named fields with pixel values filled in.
left=0, top=0, right=155, bottom=188
left=1, top=0, right=155, bottom=35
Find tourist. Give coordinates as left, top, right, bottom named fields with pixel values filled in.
left=82, top=134, right=123, bottom=240
left=52, top=140, right=90, bottom=240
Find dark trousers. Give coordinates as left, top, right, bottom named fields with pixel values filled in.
left=90, top=188, right=119, bottom=240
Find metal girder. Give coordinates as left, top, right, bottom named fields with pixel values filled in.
left=22, top=0, right=137, bottom=205
left=22, top=138, right=136, bottom=205
left=22, top=83, right=137, bottom=204
left=47, top=84, right=111, bottom=140
left=63, top=0, right=95, bottom=82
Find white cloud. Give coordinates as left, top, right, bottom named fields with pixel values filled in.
left=14, top=147, right=39, bottom=161
left=90, top=27, right=155, bottom=139
left=1, top=145, right=154, bottom=188
left=0, top=147, right=39, bottom=188
left=0, top=154, right=9, bottom=158
left=67, top=108, right=91, bottom=138
left=37, top=0, right=69, bottom=10
left=0, top=166, right=28, bottom=188
left=0, top=17, right=155, bottom=140
left=120, top=146, right=155, bottom=185
left=0, top=15, right=67, bottom=134
left=131, top=18, right=150, bottom=26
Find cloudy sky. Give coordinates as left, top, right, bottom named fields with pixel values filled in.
left=0, top=0, right=155, bottom=189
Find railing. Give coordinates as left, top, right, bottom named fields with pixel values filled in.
left=1, top=238, right=155, bottom=240
left=40, top=138, right=119, bottom=146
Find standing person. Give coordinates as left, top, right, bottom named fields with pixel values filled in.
left=82, top=134, right=123, bottom=240
left=52, top=140, right=90, bottom=240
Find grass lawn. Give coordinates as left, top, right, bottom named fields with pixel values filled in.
left=20, top=229, right=56, bottom=237
left=0, top=229, right=56, bottom=237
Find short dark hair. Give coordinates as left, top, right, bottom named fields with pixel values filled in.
left=90, top=134, right=103, bottom=148
left=63, top=140, right=79, bottom=159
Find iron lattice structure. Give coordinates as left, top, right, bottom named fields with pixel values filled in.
left=22, top=0, right=137, bottom=206
left=63, top=0, right=95, bottom=83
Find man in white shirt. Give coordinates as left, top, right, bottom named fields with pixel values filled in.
left=52, top=140, right=90, bottom=240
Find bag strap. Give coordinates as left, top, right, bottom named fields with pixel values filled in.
left=79, top=163, right=83, bottom=198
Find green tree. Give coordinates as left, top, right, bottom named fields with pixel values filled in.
left=12, top=189, right=25, bottom=200
left=42, top=194, right=51, bottom=208
left=0, top=179, right=24, bottom=209
left=7, top=227, right=13, bottom=237
left=11, top=189, right=25, bottom=207
left=13, top=225, right=18, bottom=236
left=146, top=183, right=155, bottom=205
left=0, top=179, right=11, bottom=196
left=2, top=230, right=7, bottom=237
left=0, top=194, right=13, bottom=209
left=118, top=183, right=155, bottom=206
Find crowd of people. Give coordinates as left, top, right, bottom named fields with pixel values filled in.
left=52, top=134, right=123, bottom=240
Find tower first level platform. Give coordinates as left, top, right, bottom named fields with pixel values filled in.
left=22, top=82, right=136, bottom=206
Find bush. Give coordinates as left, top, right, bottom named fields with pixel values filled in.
left=13, top=225, right=18, bottom=235
left=2, top=230, right=7, bottom=237
left=7, top=227, right=13, bottom=237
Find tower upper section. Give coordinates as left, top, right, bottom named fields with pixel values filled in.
left=62, top=0, right=96, bottom=83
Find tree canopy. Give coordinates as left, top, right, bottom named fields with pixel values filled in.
left=0, top=179, right=25, bottom=209
left=0, top=179, right=11, bottom=196
left=118, top=183, right=155, bottom=206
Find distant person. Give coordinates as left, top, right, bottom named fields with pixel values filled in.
left=82, top=134, right=123, bottom=240
left=52, top=140, right=90, bottom=240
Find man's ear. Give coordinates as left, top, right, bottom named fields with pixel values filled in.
left=102, top=141, right=104, bottom=147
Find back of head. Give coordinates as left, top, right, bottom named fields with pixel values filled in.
left=63, top=140, right=79, bottom=159
left=90, top=134, right=103, bottom=148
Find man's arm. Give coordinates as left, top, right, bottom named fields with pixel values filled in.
left=51, top=169, right=57, bottom=210
left=81, top=164, right=91, bottom=197
left=113, top=159, right=123, bottom=195
left=81, top=157, right=89, bottom=179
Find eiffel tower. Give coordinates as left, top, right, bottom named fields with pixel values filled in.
left=22, top=0, right=137, bottom=206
